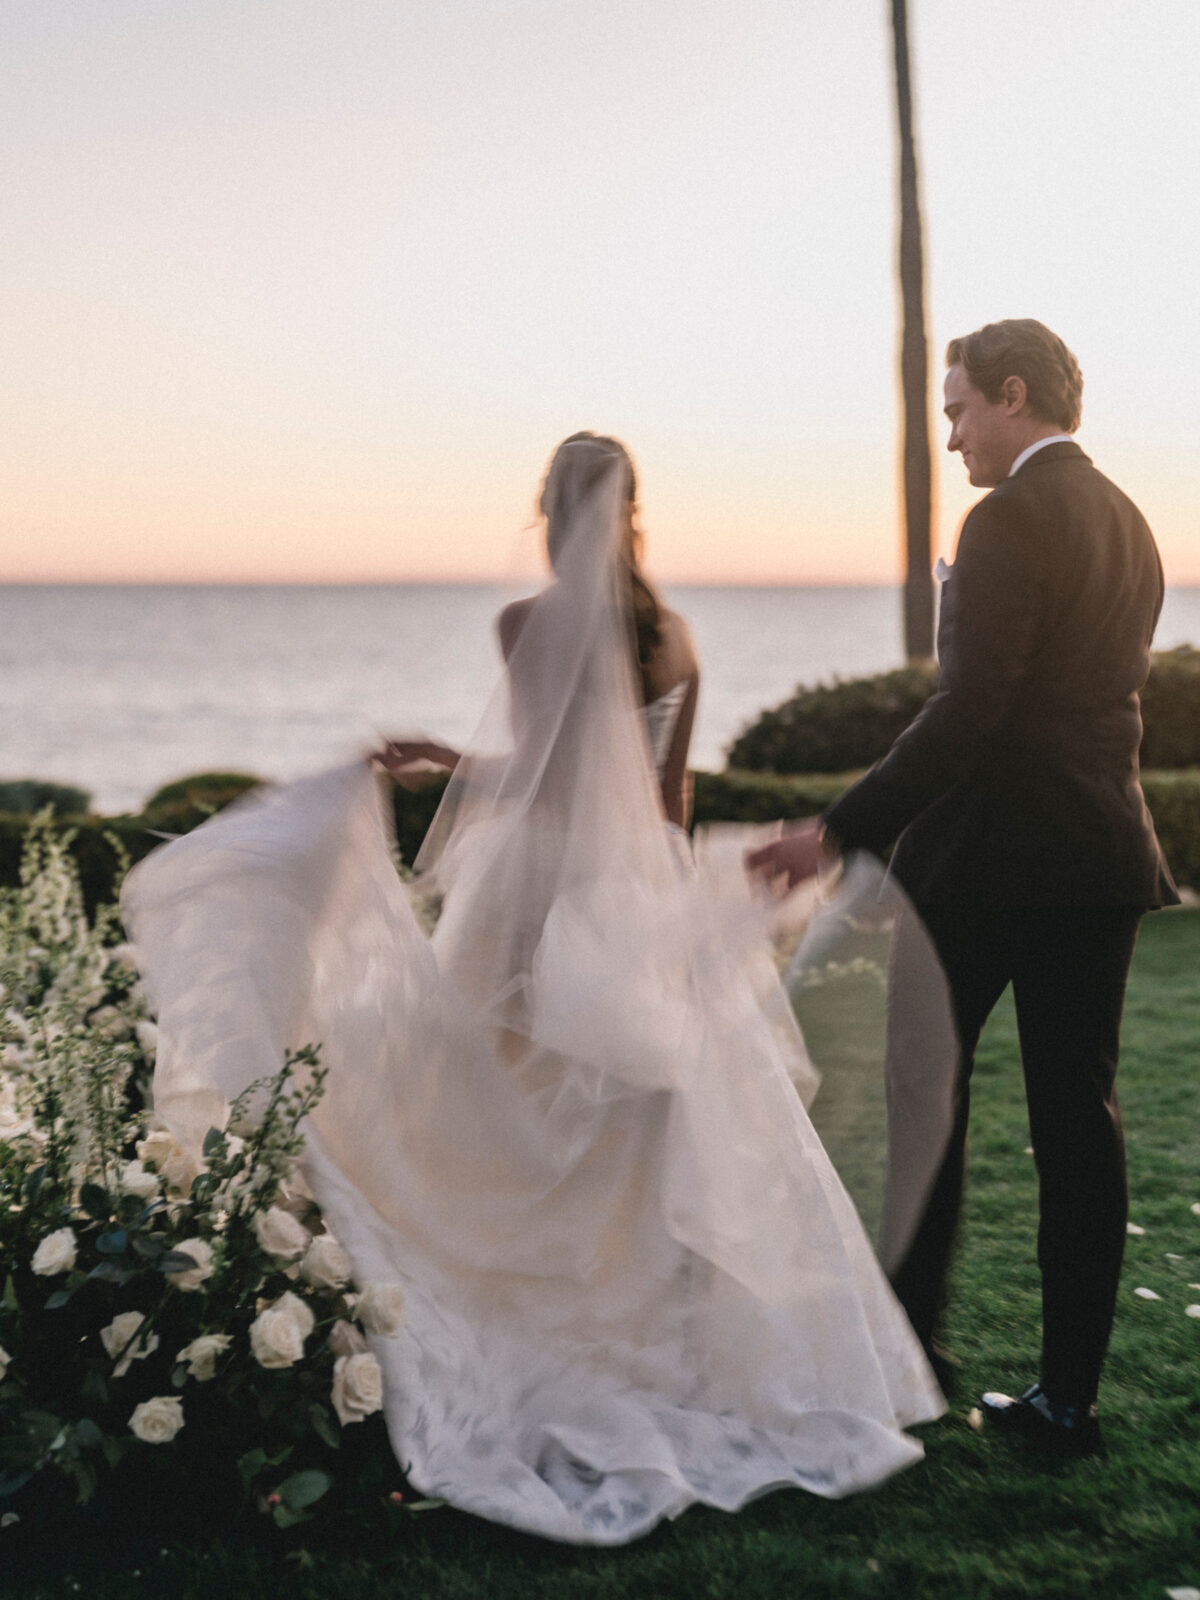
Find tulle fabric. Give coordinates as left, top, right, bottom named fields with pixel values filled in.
left=123, top=448, right=945, bottom=1543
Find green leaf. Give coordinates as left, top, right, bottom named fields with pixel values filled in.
left=81, top=1369, right=109, bottom=1407
left=0, top=1468, right=33, bottom=1497
left=87, top=1261, right=130, bottom=1284
left=131, top=1233, right=166, bottom=1260
left=117, top=1193, right=145, bottom=1225
left=44, top=1288, right=74, bottom=1310
left=2, top=1275, right=17, bottom=1312
left=190, top=1172, right=216, bottom=1204
left=202, top=1127, right=225, bottom=1158
left=95, top=1228, right=127, bottom=1255
left=278, top=1468, right=331, bottom=1511
left=237, top=1446, right=268, bottom=1487
left=67, top=1459, right=99, bottom=1505
left=72, top=1417, right=103, bottom=1450
left=307, top=1403, right=340, bottom=1451
left=271, top=1502, right=312, bottom=1529
left=158, top=1249, right=201, bottom=1274
left=79, top=1182, right=111, bottom=1220
left=23, top=1164, right=47, bottom=1206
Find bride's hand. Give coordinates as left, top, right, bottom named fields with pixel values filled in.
left=372, top=737, right=460, bottom=789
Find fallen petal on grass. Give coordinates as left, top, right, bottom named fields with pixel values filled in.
left=1127, top=1223, right=1147, bottom=1235
left=965, top=1407, right=984, bottom=1432
left=1185, top=1306, right=1200, bottom=1319
left=1134, top=1287, right=1162, bottom=1300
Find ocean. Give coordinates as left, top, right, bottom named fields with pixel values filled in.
left=3, top=583, right=1199, bottom=816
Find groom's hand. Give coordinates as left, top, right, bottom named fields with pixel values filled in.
left=745, top=818, right=838, bottom=891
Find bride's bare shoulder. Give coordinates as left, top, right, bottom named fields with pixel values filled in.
left=655, top=606, right=700, bottom=679
left=497, top=597, right=537, bottom=660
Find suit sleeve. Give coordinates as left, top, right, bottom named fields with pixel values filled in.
left=823, top=489, right=1047, bottom=856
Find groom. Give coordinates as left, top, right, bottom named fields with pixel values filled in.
left=751, top=318, right=1176, bottom=1452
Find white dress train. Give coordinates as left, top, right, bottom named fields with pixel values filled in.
left=124, top=456, right=943, bottom=1545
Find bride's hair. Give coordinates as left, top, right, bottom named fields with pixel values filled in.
left=540, top=432, right=664, bottom=700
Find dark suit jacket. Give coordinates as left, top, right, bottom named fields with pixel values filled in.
left=823, top=442, right=1178, bottom=909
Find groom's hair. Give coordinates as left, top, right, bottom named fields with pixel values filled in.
left=946, top=319, right=1083, bottom=432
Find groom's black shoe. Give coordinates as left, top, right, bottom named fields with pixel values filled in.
left=980, top=1383, right=1102, bottom=1457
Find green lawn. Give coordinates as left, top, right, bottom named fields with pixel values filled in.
left=7, top=912, right=1200, bottom=1600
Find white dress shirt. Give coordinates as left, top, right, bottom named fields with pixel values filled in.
left=1009, top=434, right=1076, bottom=476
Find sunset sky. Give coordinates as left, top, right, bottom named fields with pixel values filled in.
left=3, top=0, right=1198, bottom=585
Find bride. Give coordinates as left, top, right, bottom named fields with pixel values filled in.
left=123, top=432, right=944, bottom=1545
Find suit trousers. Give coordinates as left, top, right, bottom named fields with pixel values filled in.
left=888, top=902, right=1142, bottom=1408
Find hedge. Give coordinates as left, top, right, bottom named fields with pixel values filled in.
left=728, top=646, right=1200, bottom=775
left=5, top=766, right=1199, bottom=910
left=0, top=773, right=453, bottom=919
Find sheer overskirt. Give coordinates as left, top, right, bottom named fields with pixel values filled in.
left=123, top=453, right=945, bottom=1543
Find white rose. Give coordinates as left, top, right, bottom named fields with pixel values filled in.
left=176, top=1333, right=231, bottom=1381
left=0, top=1079, right=35, bottom=1140
left=137, top=1129, right=175, bottom=1169
left=0, top=1344, right=10, bottom=1380
left=4, top=1010, right=32, bottom=1045
left=137, top=1129, right=204, bottom=1195
left=253, top=1205, right=311, bottom=1261
left=164, top=1237, right=215, bottom=1291
left=31, top=1227, right=77, bottom=1276
left=87, top=1005, right=132, bottom=1041
left=1, top=1043, right=29, bottom=1072
left=249, top=1292, right=314, bottom=1369
left=300, top=1234, right=352, bottom=1292
left=331, top=1352, right=384, bottom=1426
left=128, top=1396, right=184, bottom=1444
left=134, top=1019, right=158, bottom=1059
left=273, top=1290, right=315, bottom=1339
left=327, top=1319, right=368, bottom=1359
left=118, top=1160, right=160, bottom=1200
left=101, top=1311, right=160, bottom=1377
left=355, top=1283, right=407, bottom=1337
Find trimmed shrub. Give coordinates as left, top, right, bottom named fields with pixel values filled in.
left=726, top=667, right=937, bottom=774
left=728, top=648, right=1200, bottom=775
left=0, top=780, right=92, bottom=817
left=6, top=766, right=1198, bottom=913
left=1138, top=647, right=1200, bottom=768
left=692, top=770, right=854, bottom=827
left=139, top=771, right=264, bottom=834
left=1140, top=770, right=1200, bottom=892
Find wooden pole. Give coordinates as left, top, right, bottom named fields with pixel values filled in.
left=891, top=0, right=935, bottom=662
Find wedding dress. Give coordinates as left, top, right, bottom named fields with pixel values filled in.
left=123, top=447, right=944, bottom=1545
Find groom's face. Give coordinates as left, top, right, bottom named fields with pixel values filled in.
left=943, top=365, right=1019, bottom=488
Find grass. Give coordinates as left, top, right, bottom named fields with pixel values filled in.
left=6, top=912, right=1200, bottom=1600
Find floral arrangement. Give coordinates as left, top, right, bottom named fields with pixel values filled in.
left=0, top=816, right=423, bottom=1535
